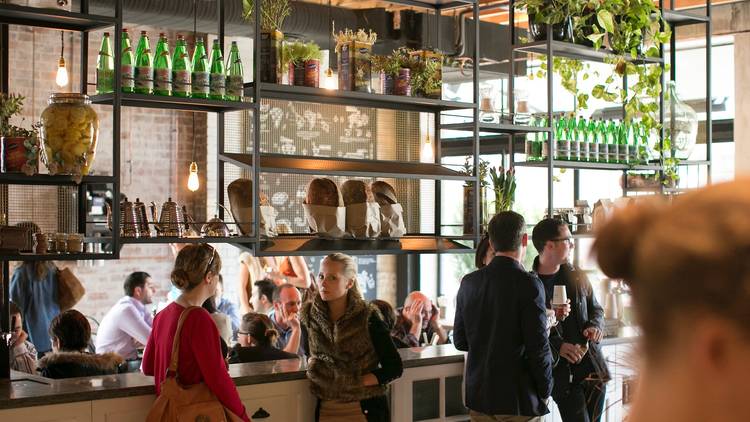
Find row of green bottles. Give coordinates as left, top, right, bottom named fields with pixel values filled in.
left=526, top=114, right=650, bottom=165
left=96, top=31, right=244, bottom=101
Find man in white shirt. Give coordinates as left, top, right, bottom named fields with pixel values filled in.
left=95, top=272, right=155, bottom=361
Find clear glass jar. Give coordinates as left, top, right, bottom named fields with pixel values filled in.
left=40, top=93, right=99, bottom=181
left=54, top=233, right=68, bottom=253
left=66, top=233, right=84, bottom=253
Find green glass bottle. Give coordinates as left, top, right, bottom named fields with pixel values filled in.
left=192, top=37, right=210, bottom=99
left=593, top=119, right=606, bottom=163
left=153, top=33, right=172, bottom=96
left=573, top=115, right=587, bottom=162
left=618, top=123, right=631, bottom=164
left=172, top=35, right=191, bottom=98
left=96, top=32, right=114, bottom=94
left=535, top=115, right=548, bottom=161
left=209, top=39, right=226, bottom=100
left=554, top=113, right=569, bottom=161
left=135, top=31, right=149, bottom=65
left=135, top=47, right=154, bottom=95
left=605, top=120, right=619, bottom=164
left=226, top=41, right=244, bottom=101
left=120, top=29, right=135, bottom=93
left=584, top=118, right=597, bottom=162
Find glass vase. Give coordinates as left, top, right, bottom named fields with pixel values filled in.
left=664, top=81, right=698, bottom=160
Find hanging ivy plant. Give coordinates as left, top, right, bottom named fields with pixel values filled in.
left=522, top=0, right=676, bottom=184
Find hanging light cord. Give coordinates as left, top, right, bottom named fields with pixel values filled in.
left=192, top=0, right=197, bottom=163
left=60, top=31, right=64, bottom=58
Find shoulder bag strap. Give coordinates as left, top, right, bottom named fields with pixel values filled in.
left=167, top=306, right=201, bottom=377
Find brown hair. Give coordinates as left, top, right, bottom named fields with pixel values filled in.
left=593, top=180, right=750, bottom=358
left=171, top=244, right=222, bottom=292
left=371, top=299, right=397, bottom=330
left=240, top=313, right=279, bottom=347
left=475, top=234, right=491, bottom=268
left=49, top=309, right=91, bottom=351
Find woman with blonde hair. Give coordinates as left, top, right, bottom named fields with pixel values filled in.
left=142, top=244, right=249, bottom=421
left=301, top=253, right=403, bottom=422
left=593, top=179, right=750, bottom=422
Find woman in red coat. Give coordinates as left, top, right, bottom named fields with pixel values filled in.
left=142, top=244, right=250, bottom=421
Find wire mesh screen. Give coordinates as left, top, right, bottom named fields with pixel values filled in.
left=222, top=99, right=435, bottom=234
left=0, top=185, right=78, bottom=233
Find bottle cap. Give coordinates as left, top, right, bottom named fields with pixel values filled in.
left=104, top=32, right=110, bottom=36
left=141, top=30, right=147, bottom=35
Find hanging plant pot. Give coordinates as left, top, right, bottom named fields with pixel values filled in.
left=576, top=12, right=596, bottom=47
left=529, top=15, right=574, bottom=43
left=1, top=136, right=37, bottom=174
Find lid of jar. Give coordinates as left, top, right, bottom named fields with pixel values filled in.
left=48, top=92, right=91, bottom=104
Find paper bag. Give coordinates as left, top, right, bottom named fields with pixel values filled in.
left=303, top=203, right=346, bottom=238
left=345, top=202, right=381, bottom=239
left=379, top=203, right=406, bottom=238
left=259, top=205, right=278, bottom=237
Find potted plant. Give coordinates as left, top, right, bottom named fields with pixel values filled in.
left=391, top=47, right=415, bottom=96
left=302, top=42, right=323, bottom=88
left=372, top=54, right=401, bottom=95
left=283, top=40, right=307, bottom=86
left=0, top=93, right=40, bottom=175
left=489, top=166, right=516, bottom=213
left=411, top=51, right=443, bottom=99
left=461, top=157, right=490, bottom=235
left=517, top=0, right=575, bottom=43
left=243, top=0, right=292, bottom=84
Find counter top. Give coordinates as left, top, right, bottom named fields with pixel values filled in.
left=0, top=344, right=465, bottom=410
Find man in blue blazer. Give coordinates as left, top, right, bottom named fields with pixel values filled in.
left=454, top=211, right=554, bottom=421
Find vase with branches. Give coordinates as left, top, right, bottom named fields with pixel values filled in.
left=242, top=0, right=292, bottom=84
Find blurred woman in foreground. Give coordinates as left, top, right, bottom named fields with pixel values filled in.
left=594, top=179, right=750, bottom=422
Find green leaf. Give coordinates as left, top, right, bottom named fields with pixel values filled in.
left=587, top=33, right=606, bottom=45
left=597, top=10, right=615, bottom=34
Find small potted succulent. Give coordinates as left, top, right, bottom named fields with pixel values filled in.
left=0, top=93, right=40, bottom=175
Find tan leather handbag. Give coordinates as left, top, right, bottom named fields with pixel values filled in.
left=146, top=306, right=245, bottom=422
left=57, top=267, right=85, bottom=311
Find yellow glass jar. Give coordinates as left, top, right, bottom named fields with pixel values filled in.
left=40, top=93, right=99, bottom=181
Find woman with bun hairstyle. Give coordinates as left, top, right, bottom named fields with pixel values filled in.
left=301, top=253, right=403, bottom=422
left=228, top=313, right=298, bottom=364
left=593, top=179, right=750, bottom=422
left=142, top=244, right=250, bottom=422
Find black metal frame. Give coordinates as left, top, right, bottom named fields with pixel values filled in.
left=0, top=0, right=123, bottom=380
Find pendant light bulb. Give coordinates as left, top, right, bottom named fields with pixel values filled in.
left=56, top=57, right=69, bottom=88
left=187, top=161, right=200, bottom=192
left=422, top=133, right=434, bottom=162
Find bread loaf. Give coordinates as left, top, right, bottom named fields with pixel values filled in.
left=306, top=178, right=342, bottom=207
left=371, top=181, right=397, bottom=206
left=341, top=180, right=374, bottom=205
left=228, top=178, right=253, bottom=236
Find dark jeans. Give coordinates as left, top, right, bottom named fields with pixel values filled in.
left=553, top=379, right=606, bottom=422
left=315, top=396, right=390, bottom=422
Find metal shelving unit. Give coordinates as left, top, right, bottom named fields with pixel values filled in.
left=223, top=0, right=482, bottom=256
left=90, top=92, right=257, bottom=112
left=219, top=153, right=474, bottom=182
left=0, top=0, right=123, bottom=378
left=506, top=0, right=712, bottom=215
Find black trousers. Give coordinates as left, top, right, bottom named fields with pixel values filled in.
left=553, top=379, right=606, bottom=422
left=552, top=359, right=607, bottom=422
